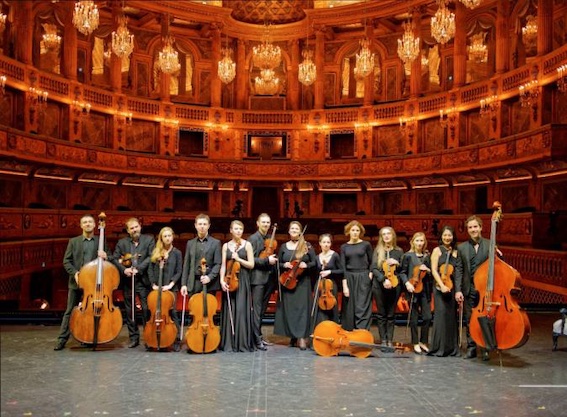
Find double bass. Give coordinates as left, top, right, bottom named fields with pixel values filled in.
left=143, top=256, right=177, bottom=350
left=70, top=213, right=122, bottom=349
left=469, top=202, right=530, bottom=351
left=185, top=258, right=221, bottom=353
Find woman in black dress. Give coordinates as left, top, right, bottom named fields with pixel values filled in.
left=312, top=233, right=342, bottom=327
left=371, top=226, right=406, bottom=346
left=274, top=221, right=317, bottom=350
left=428, top=225, right=463, bottom=357
left=400, top=232, right=432, bottom=354
left=219, top=220, right=255, bottom=352
left=340, top=221, right=373, bottom=331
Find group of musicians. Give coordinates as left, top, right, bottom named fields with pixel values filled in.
left=53, top=212, right=492, bottom=360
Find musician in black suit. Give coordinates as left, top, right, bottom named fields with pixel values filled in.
left=113, top=218, right=155, bottom=348
left=456, top=215, right=491, bottom=360
left=248, top=213, right=278, bottom=350
left=54, top=214, right=110, bottom=351
left=180, top=214, right=222, bottom=298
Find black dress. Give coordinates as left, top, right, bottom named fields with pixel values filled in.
left=429, top=246, right=463, bottom=357
left=219, top=244, right=255, bottom=352
left=340, top=241, right=374, bottom=331
left=274, top=242, right=317, bottom=340
left=312, top=251, right=342, bottom=328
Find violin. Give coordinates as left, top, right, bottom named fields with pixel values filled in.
left=259, top=223, right=277, bottom=259
left=409, top=252, right=429, bottom=294
left=144, top=256, right=177, bottom=350
left=469, top=202, right=530, bottom=351
left=317, top=260, right=337, bottom=311
left=279, top=229, right=308, bottom=290
left=437, top=254, right=454, bottom=291
left=312, top=321, right=410, bottom=358
left=69, top=212, right=122, bottom=349
left=119, top=252, right=139, bottom=268
left=224, top=241, right=241, bottom=292
left=382, top=251, right=399, bottom=288
left=185, top=258, right=221, bottom=353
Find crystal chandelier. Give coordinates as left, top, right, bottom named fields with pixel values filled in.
left=431, top=0, right=455, bottom=45
left=255, top=69, right=280, bottom=95
left=468, top=32, right=488, bottom=63
left=0, top=13, right=6, bottom=33
left=460, top=0, right=482, bottom=9
left=298, top=49, right=316, bottom=86
left=397, top=21, right=420, bottom=65
left=354, top=38, right=375, bottom=79
left=72, top=1, right=99, bottom=36
left=252, top=26, right=281, bottom=70
left=42, top=24, right=61, bottom=51
left=522, top=15, right=537, bottom=47
left=218, top=47, right=236, bottom=84
left=112, top=14, right=134, bottom=59
left=157, top=36, right=181, bottom=74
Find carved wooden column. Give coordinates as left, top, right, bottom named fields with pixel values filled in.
left=495, top=0, right=510, bottom=74
left=287, top=39, right=299, bottom=110
left=453, top=2, right=467, bottom=88
left=409, top=12, right=422, bottom=97
left=313, top=27, right=325, bottom=110
left=210, top=24, right=222, bottom=108
left=537, top=0, right=552, bottom=56
left=62, top=3, right=78, bottom=81
left=15, top=1, right=33, bottom=65
left=235, top=39, right=247, bottom=109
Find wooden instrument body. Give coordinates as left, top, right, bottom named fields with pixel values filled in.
left=438, top=263, right=454, bottom=291
left=317, top=278, right=337, bottom=310
left=279, top=259, right=304, bottom=290
left=259, top=224, right=278, bottom=259
left=382, top=260, right=399, bottom=288
left=225, top=259, right=241, bottom=292
left=312, top=321, right=374, bottom=358
left=185, top=287, right=221, bottom=353
left=409, top=266, right=426, bottom=294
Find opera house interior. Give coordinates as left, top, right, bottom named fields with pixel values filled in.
left=0, top=0, right=566, bottom=416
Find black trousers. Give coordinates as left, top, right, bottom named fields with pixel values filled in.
left=123, top=279, right=150, bottom=341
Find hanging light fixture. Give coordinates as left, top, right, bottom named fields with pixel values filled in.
left=156, top=35, right=180, bottom=74
left=431, top=0, right=455, bottom=45
left=460, top=0, right=482, bottom=9
left=252, top=24, right=281, bottom=70
left=397, top=20, right=420, bottom=66
left=468, top=32, right=488, bottom=63
left=42, top=23, right=61, bottom=51
left=218, top=46, right=236, bottom=84
left=255, top=69, right=280, bottom=95
left=72, top=1, right=99, bottom=36
left=112, top=14, right=134, bottom=59
left=354, top=38, right=375, bottom=79
left=522, top=15, right=538, bottom=47
left=0, top=12, right=7, bottom=33
left=298, top=48, right=316, bottom=86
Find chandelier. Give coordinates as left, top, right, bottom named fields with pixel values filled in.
left=460, top=0, right=482, bottom=9
left=468, top=32, right=488, bottom=63
left=218, top=47, right=236, bottom=84
left=112, top=14, right=134, bottom=59
left=558, top=64, right=567, bottom=94
left=431, top=0, right=455, bottom=45
left=72, top=1, right=99, bottom=36
left=522, top=15, right=537, bottom=47
left=252, top=26, right=281, bottom=70
left=255, top=69, right=280, bottom=95
left=156, top=36, right=180, bottom=74
left=0, top=13, right=6, bottom=33
left=397, top=21, right=420, bottom=66
left=354, top=38, right=375, bottom=79
left=298, top=49, right=316, bottom=86
left=519, top=80, right=539, bottom=108
left=42, top=24, right=61, bottom=51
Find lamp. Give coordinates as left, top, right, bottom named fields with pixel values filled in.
left=431, top=0, right=455, bottom=45
left=41, top=24, right=61, bottom=52
left=479, top=95, right=499, bottom=118
left=354, top=38, right=375, bottom=79
left=218, top=46, right=236, bottom=84
left=460, top=0, right=482, bottom=9
left=72, top=100, right=91, bottom=118
left=252, top=25, right=281, bottom=70
left=522, top=15, right=537, bottom=48
left=468, top=32, right=488, bottom=63
left=112, top=14, right=134, bottom=59
left=519, top=80, right=539, bottom=108
left=397, top=20, right=420, bottom=66
left=558, top=64, right=567, bottom=94
left=73, top=1, right=99, bottom=36
left=439, top=107, right=457, bottom=129
left=298, top=48, right=316, bottom=86
left=0, top=12, right=7, bottom=33
left=156, top=35, right=180, bottom=74
left=0, top=74, right=6, bottom=96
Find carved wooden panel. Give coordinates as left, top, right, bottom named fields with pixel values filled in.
left=173, top=191, right=208, bottom=212
left=375, top=125, right=404, bottom=156
left=386, top=66, right=397, bottom=101
left=373, top=192, right=402, bottom=215
left=81, top=112, right=108, bottom=147
left=136, top=61, right=149, bottom=97
left=127, top=188, right=157, bottom=212
left=468, top=112, right=490, bottom=145
left=200, top=71, right=211, bottom=104
left=543, top=179, right=567, bottom=211
left=125, top=120, right=157, bottom=153
left=81, top=186, right=111, bottom=210
left=502, top=185, right=530, bottom=213
left=322, top=193, right=357, bottom=214
left=459, top=188, right=477, bottom=215
left=511, top=101, right=531, bottom=135
left=35, top=182, right=67, bottom=209
left=324, top=73, right=336, bottom=106
left=0, top=91, right=14, bottom=127
left=417, top=191, right=445, bottom=214
left=0, top=178, right=22, bottom=207
left=38, top=102, right=62, bottom=139
left=422, top=118, right=445, bottom=153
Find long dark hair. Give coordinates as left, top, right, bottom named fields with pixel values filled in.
left=438, top=225, right=457, bottom=248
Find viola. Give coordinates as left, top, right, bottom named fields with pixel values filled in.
left=185, top=258, right=221, bottom=353
left=382, top=255, right=399, bottom=288
left=437, top=255, right=454, bottom=291
left=311, top=321, right=410, bottom=358
left=408, top=253, right=428, bottom=294
left=279, top=233, right=308, bottom=290
left=224, top=241, right=241, bottom=292
left=317, top=260, right=337, bottom=311
left=469, top=202, right=530, bottom=351
left=70, top=212, right=122, bottom=349
left=144, top=256, right=177, bottom=350
left=259, top=223, right=277, bottom=259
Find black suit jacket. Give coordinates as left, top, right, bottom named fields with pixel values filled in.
left=456, top=237, right=490, bottom=296
left=248, top=230, right=275, bottom=286
left=112, top=234, right=155, bottom=287
left=181, top=235, right=222, bottom=293
left=63, top=235, right=111, bottom=290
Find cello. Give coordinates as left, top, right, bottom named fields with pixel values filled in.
left=143, top=256, right=177, bottom=350
left=70, top=212, right=122, bottom=349
left=185, top=258, right=221, bottom=353
left=469, top=202, right=531, bottom=351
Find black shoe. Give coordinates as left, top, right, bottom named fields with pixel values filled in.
left=289, top=337, right=297, bottom=347
left=53, top=340, right=66, bottom=351
left=128, top=339, right=140, bottom=348
left=482, top=350, right=490, bottom=361
left=173, top=341, right=181, bottom=352
left=464, top=348, right=477, bottom=359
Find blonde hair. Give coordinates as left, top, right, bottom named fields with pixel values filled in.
left=151, top=226, right=174, bottom=263
left=409, top=232, right=427, bottom=254
left=375, top=226, right=400, bottom=264
left=344, top=220, right=365, bottom=237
